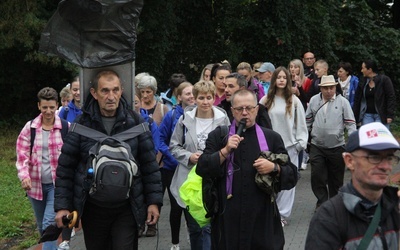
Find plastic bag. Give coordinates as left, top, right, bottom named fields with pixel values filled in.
left=179, top=165, right=210, bottom=227
left=39, top=0, right=143, bottom=68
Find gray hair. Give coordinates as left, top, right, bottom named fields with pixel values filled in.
left=135, top=72, right=149, bottom=86
left=137, top=75, right=157, bottom=93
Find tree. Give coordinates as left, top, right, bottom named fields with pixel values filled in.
left=0, top=0, right=398, bottom=123
left=0, top=0, right=76, bottom=123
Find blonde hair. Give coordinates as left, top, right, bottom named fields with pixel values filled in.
left=236, top=62, right=252, bottom=72
left=288, top=59, right=306, bottom=85
left=314, top=59, right=329, bottom=70
left=59, top=86, right=71, bottom=99
left=252, top=62, right=263, bottom=71
left=193, top=80, right=215, bottom=99
left=176, top=82, right=193, bottom=97
left=199, top=64, right=213, bottom=81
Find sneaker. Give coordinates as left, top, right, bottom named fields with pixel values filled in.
left=70, top=228, right=75, bottom=238
left=58, top=240, right=70, bottom=250
left=300, top=163, right=308, bottom=170
left=171, top=244, right=180, bottom=250
left=281, top=218, right=288, bottom=228
left=146, top=224, right=157, bottom=237
left=138, top=225, right=145, bottom=237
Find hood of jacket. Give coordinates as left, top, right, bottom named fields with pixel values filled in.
left=340, top=182, right=398, bottom=222
left=182, top=105, right=229, bottom=126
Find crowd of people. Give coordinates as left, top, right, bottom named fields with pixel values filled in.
left=15, top=52, right=399, bottom=250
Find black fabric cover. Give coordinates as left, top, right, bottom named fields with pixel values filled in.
left=39, top=0, right=143, bottom=68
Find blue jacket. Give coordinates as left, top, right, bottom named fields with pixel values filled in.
left=59, top=100, right=82, bottom=122
left=140, top=108, right=160, bottom=153
left=347, top=75, right=359, bottom=107
left=160, top=89, right=176, bottom=111
left=158, top=105, right=183, bottom=171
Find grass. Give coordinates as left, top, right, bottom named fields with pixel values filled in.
left=0, top=127, right=38, bottom=249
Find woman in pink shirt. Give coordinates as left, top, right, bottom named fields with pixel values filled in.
left=16, top=87, right=68, bottom=250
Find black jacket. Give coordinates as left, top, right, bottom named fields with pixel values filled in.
left=197, top=125, right=297, bottom=249
left=353, top=74, right=396, bottom=124
left=306, top=183, right=399, bottom=249
left=54, top=95, right=163, bottom=228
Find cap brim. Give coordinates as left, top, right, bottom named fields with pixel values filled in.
left=362, top=143, right=400, bottom=151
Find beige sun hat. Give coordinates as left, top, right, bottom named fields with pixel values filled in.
left=318, top=75, right=338, bottom=87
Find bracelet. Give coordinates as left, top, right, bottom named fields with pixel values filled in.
left=219, top=150, right=227, bottom=159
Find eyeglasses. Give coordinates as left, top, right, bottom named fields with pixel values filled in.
left=351, top=154, right=400, bottom=165
left=304, top=57, right=315, bottom=61
left=232, top=105, right=258, bottom=113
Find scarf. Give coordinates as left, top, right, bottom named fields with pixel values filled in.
left=338, top=75, right=351, bottom=100
left=225, top=120, right=269, bottom=198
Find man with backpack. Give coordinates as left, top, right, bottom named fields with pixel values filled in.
left=54, top=70, right=163, bottom=250
left=306, top=122, right=400, bottom=249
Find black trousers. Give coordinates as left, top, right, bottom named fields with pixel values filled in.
left=82, top=201, right=138, bottom=250
left=161, top=167, right=184, bottom=245
left=309, top=144, right=345, bottom=206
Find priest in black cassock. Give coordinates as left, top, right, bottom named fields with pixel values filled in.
left=197, top=89, right=298, bottom=250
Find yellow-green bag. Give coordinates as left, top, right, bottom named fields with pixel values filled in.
left=179, top=165, right=210, bottom=227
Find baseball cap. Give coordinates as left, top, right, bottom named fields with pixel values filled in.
left=346, top=122, right=400, bottom=152
left=256, top=62, right=275, bottom=73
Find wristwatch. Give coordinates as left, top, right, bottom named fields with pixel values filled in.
left=271, top=163, right=279, bottom=176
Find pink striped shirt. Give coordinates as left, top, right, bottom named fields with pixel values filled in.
left=16, top=114, right=67, bottom=200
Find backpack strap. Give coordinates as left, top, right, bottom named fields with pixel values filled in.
left=113, top=123, right=150, bottom=141
left=357, top=202, right=381, bottom=250
left=62, top=107, right=69, bottom=120
left=219, top=125, right=229, bottom=146
left=70, top=122, right=150, bottom=143
left=30, top=118, right=69, bottom=155
left=30, top=120, right=35, bottom=156
left=181, top=112, right=187, bottom=145
left=60, top=119, right=69, bottom=140
left=171, top=105, right=178, bottom=122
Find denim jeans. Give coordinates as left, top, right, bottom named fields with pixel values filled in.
left=28, top=183, right=57, bottom=250
left=183, top=209, right=211, bottom=250
left=362, top=113, right=390, bottom=129
left=362, top=113, right=381, bottom=125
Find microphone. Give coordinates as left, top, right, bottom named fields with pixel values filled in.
left=230, top=118, right=247, bottom=153
left=236, top=118, right=247, bottom=137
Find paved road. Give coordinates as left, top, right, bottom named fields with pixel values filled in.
left=29, top=166, right=352, bottom=250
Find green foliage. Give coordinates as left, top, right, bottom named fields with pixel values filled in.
left=0, top=127, right=37, bottom=248
left=0, top=0, right=77, bottom=122
left=0, top=0, right=399, bottom=118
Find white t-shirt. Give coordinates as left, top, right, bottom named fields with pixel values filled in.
left=195, top=117, right=213, bottom=152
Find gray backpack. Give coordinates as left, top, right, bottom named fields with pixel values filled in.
left=70, top=122, right=150, bottom=203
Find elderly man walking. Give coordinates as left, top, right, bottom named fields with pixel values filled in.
left=54, top=70, right=163, bottom=250
left=305, top=75, right=356, bottom=211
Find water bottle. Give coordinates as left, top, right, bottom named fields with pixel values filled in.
left=84, top=168, right=94, bottom=192
left=87, top=168, right=94, bottom=179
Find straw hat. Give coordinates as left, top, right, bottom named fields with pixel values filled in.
left=318, top=75, right=338, bottom=87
